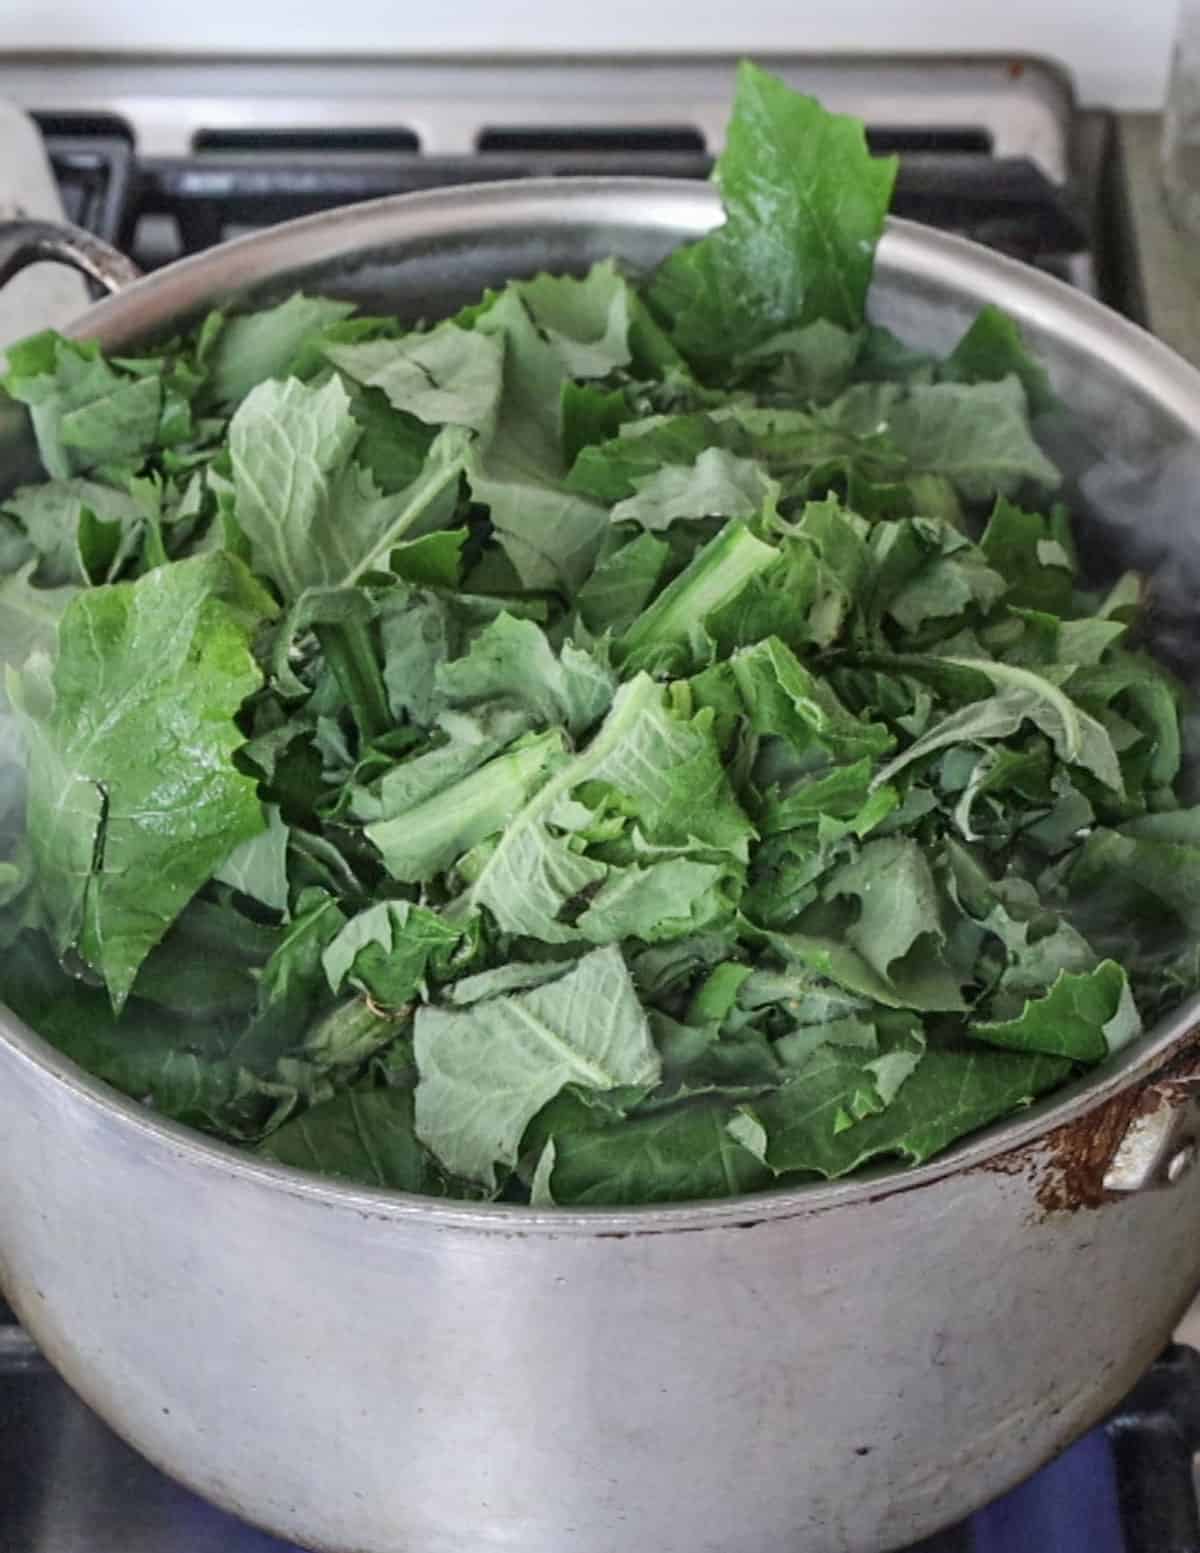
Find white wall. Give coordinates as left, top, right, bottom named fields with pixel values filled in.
left=0, top=0, right=1182, bottom=110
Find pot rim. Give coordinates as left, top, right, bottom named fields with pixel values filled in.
left=5, top=174, right=1200, bottom=1233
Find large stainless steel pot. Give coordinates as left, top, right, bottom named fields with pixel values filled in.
left=3, top=181, right=1200, bottom=1553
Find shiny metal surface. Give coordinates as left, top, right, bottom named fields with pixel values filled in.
left=0, top=54, right=1076, bottom=176
left=0, top=1322, right=303, bottom=1552
left=3, top=179, right=1200, bottom=1553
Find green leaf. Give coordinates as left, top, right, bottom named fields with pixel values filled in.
left=648, top=62, right=897, bottom=363
left=979, top=498, right=1074, bottom=614
left=322, top=900, right=462, bottom=1008
left=414, top=945, right=662, bottom=1186
left=446, top=960, right=570, bottom=1005
left=229, top=375, right=467, bottom=599
left=752, top=1039, right=1070, bottom=1177
left=576, top=857, right=733, bottom=944
left=209, top=293, right=357, bottom=407
left=544, top=1099, right=772, bottom=1205
left=874, top=658, right=1124, bottom=795
left=355, top=704, right=530, bottom=823
left=1071, top=809, right=1200, bottom=935
left=347, top=383, right=436, bottom=492
left=822, top=837, right=966, bottom=1011
left=575, top=530, right=670, bottom=636
left=621, top=520, right=780, bottom=672
left=14, top=552, right=275, bottom=1008
left=941, top=304, right=1054, bottom=416
left=567, top=412, right=743, bottom=504
left=129, top=897, right=277, bottom=1018
left=562, top=381, right=630, bottom=467
left=3, top=477, right=144, bottom=586
left=729, top=636, right=896, bottom=763
left=4, top=335, right=163, bottom=479
left=466, top=288, right=609, bottom=592
left=435, top=613, right=616, bottom=736
left=388, top=528, right=467, bottom=589
left=971, top=960, right=1140, bottom=1061
left=325, top=321, right=504, bottom=432
left=610, top=448, right=775, bottom=531
left=260, top=1088, right=448, bottom=1192
left=829, top=377, right=1060, bottom=501
left=215, top=803, right=290, bottom=914
left=0, top=562, right=76, bottom=685
left=463, top=674, right=753, bottom=940
left=367, top=730, right=567, bottom=884
left=228, top=887, right=347, bottom=1073
left=734, top=319, right=861, bottom=402
left=519, top=260, right=634, bottom=378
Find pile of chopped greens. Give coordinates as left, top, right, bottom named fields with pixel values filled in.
left=2, top=62, right=1198, bottom=1206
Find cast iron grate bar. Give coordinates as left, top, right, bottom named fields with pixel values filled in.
left=1107, top=1344, right=1200, bottom=1553
left=126, top=150, right=1087, bottom=264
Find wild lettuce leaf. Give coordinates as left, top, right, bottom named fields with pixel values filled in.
left=13, top=553, right=273, bottom=1007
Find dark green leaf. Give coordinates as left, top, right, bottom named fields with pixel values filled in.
left=260, top=1088, right=448, bottom=1192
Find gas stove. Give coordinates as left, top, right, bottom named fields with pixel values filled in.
left=0, top=48, right=1198, bottom=1553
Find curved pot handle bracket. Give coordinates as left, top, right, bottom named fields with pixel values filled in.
left=0, top=219, right=141, bottom=297
left=1104, top=1037, right=1200, bottom=1194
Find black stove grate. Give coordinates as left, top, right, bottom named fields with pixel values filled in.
left=33, top=116, right=1088, bottom=286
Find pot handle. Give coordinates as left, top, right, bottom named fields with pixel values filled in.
left=0, top=219, right=141, bottom=296
left=1103, top=1044, right=1200, bottom=1195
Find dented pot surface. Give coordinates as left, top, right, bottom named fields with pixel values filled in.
left=2, top=181, right=1200, bottom=1553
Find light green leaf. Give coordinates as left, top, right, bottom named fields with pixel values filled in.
left=829, top=376, right=1060, bottom=500
left=971, top=959, right=1140, bottom=1061
left=3, top=333, right=159, bottom=478
left=325, top=321, right=504, bottom=432
left=576, top=858, right=732, bottom=944
left=730, top=636, right=895, bottom=763
left=610, top=448, right=775, bottom=531
left=414, top=945, right=662, bottom=1185
left=823, top=837, right=966, bottom=1010
left=229, top=375, right=467, bottom=599
left=322, top=899, right=462, bottom=1008
left=367, top=730, right=567, bottom=884
left=465, top=674, right=754, bottom=938
left=215, top=803, right=290, bottom=914
left=0, top=562, right=76, bottom=686
left=435, top=613, right=616, bottom=736
left=209, top=293, right=357, bottom=407
left=520, top=259, right=634, bottom=378
left=15, top=552, right=275, bottom=1007
left=467, top=288, right=609, bottom=591
left=3, top=478, right=144, bottom=586
left=621, top=519, right=780, bottom=672
left=872, top=658, right=1124, bottom=795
